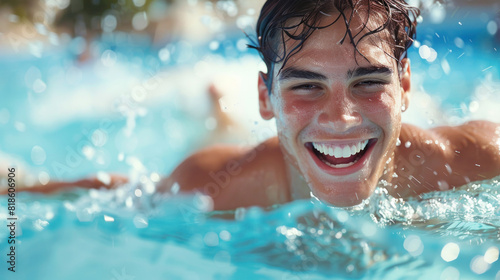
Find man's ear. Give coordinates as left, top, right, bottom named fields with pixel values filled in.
left=400, top=58, right=411, bottom=112
left=258, top=72, right=274, bottom=120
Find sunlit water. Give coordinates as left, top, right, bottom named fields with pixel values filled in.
left=1, top=177, right=500, bottom=279
left=1, top=3, right=500, bottom=280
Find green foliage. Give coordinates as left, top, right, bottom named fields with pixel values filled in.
left=54, top=0, right=156, bottom=35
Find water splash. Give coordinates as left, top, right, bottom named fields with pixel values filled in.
left=2, top=176, right=500, bottom=279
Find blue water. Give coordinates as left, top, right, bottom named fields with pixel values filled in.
left=1, top=4, right=500, bottom=280
left=1, top=179, right=500, bottom=279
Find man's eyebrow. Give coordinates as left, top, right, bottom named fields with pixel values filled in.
left=347, top=66, right=393, bottom=79
left=278, top=67, right=328, bottom=81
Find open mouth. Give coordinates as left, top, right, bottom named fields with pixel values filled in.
left=306, top=139, right=376, bottom=169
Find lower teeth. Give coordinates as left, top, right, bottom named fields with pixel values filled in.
left=322, top=158, right=358, bottom=168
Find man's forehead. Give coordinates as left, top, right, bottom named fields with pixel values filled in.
left=275, top=10, right=395, bottom=73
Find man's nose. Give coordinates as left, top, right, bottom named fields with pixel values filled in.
left=317, top=92, right=362, bottom=132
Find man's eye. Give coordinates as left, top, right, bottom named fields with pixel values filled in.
left=355, top=80, right=388, bottom=87
left=291, top=84, right=319, bottom=91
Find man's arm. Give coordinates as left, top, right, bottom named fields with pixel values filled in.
left=0, top=174, right=128, bottom=195
left=391, top=121, right=500, bottom=197
left=158, top=137, right=290, bottom=210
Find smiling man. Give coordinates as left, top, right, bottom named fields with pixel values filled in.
left=12, top=0, right=500, bottom=209
left=163, top=0, right=500, bottom=209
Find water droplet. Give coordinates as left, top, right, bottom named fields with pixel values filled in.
left=133, top=0, right=146, bottom=7
left=361, top=222, right=377, bottom=237
left=82, top=145, right=95, bottom=160
left=454, top=37, right=464, bottom=48
left=237, top=38, right=248, bottom=52
left=484, top=247, right=499, bottom=264
left=441, top=59, right=450, bottom=75
left=103, top=215, right=115, bottom=222
left=438, top=180, right=449, bottom=191
left=204, top=232, right=219, bottom=247
left=101, top=50, right=117, bottom=67
left=171, top=182, right=180, bottom=194
left=470, top=256, right=490, bottom=274
left=209, top=40, right=220, bottom=51
left=419, top=45, right=431, bottom=60
left=33, top=79, right=46, bottom=93
left=405, top=141, right=411, bottom=148
left=441, top=243, right=460, bottom=262
left=134, top=189, right=143, bottom=197
left=487, top=21, right=498, bottom=35
left=444, top=164, right=452, bottom=174
left=101, top=14, right=117, bottom=33
left=33, top=219, right=49, bottom=231
left=404, top=235, right=424, bottom=256
left=158, top=47, right=170, bottom=62
left=441, top=266, right=460, bottom=280
left=133, top=215, right=148, bottom=228
left=96, top=171, right=111, bottom=185
left=31, top=145, right=46, bottom=165
left=92, top=129, right=108, bottom=147
left=235, top=207, right=246, bottom=220
left=468, top=101, right=479, bottom=113
left=38, top=171, right=50, bottom=185
left=132, top=12, right=149, bottom=31
left=150, top=172, right=161, bottom=183
left=429, top=4, right=446, bottom=23
left=219, top=230, right=231, bottom=241
left=125, top=197, right=133, bottom=208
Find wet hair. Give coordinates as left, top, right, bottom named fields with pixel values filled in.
left=248, top=0, right=420, bottom=90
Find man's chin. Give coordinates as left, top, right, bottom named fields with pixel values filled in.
left=309, top=184, right=373, bottom=207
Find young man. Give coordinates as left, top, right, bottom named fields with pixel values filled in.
left=160, top=0, right=500, bottom=209
left=14, top=0, right=500, bottom=210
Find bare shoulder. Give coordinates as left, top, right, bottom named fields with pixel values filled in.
left=431, top=120, right=500, bottom=178
left=392, top=122, right=500, bottom=197
left=160, top=137, right=290, bottom=210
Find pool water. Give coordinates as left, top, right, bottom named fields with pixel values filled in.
left=1, top=3, right=500, bottom=280
left=1, top=178, right=500, bottom=279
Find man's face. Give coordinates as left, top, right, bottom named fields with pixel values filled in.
left=258, top=15, right=411, bottom=206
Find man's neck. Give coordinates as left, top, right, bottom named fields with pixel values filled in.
left=286, top=162, right=312, bottom=200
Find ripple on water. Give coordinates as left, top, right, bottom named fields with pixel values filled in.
left=1, top=176, right=500, bottom=279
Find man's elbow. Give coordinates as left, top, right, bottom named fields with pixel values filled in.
left=157, top=153, right=208, bottom=195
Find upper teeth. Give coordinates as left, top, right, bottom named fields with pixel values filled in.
left=312, top=140, right=369, bottom=158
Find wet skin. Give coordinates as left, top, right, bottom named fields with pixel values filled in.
left=9, top=17, right=500, bottom=210
left=256, top=17, right=409, bottom=206
left=162, top=17, right=500, bottom=209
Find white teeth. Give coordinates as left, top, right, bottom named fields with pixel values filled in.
left=334, top=147, right=342, bottom=158
left=342, top=146, right=350, bottom=158
left=312, top=140, right=370, bottom=158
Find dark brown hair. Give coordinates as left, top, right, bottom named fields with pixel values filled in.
left=248, top=0, right=420, bottom=90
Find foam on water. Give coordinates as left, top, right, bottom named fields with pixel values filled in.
left=1, top=176, right=500, bottom=279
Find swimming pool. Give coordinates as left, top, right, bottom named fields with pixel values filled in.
left=1, top=2, right=500, bottom=280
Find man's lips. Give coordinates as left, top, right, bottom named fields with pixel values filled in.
left=305, top=139, right=377, bottom=170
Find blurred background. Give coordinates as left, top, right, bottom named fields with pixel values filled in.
left=0, top=0, right=499, bottom=187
